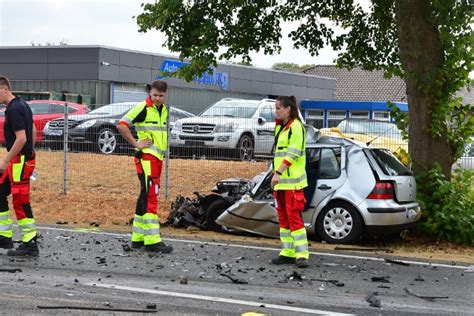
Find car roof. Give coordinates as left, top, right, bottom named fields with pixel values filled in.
left=309, top=135, right=369, bottom=149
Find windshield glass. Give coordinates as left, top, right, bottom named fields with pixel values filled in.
left=90, top=103, right=134, bottom=115
left=370, top=148, right=412, bottom=176
left=200, top=100, right=259, bottom=118
left=338, top=120, right=402, bottom=138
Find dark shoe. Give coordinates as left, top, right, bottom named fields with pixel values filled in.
left=131, top=241, right=144, bottom=249
left=270, top=256, right=296, bottom=265
left=144, top=242, right=173, bottom=254
left=0, top=236, right=13, bottom=249
left=296, top=258, right=309, bottom=268
left=7, top=240, right=39, bottom=257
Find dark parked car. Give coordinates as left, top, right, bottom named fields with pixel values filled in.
left=42, top=102, right=194, bottom=154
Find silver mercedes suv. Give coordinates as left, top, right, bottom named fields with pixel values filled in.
left=170, top=98, right=276, bottom=160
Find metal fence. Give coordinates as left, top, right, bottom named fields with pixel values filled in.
left=1, top=104, right=472, bottom=226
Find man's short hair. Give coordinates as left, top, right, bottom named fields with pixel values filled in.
left=0, top=76, right=11, bottom=91
left=150, top=80, right=167, bottom=92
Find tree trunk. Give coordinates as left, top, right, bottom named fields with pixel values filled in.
left=394, top=0, right=453, bottom=179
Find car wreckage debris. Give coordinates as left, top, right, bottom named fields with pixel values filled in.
left=0, top=268, right=22, bottom=273
left=165, top=194, right=209, bottom=229
left=37, top=305, right=158, bottom=313
left=366, top=292, right=382, bottom=308
left=384, top=258, right=410, bottom=266
left=311, top=278, right=345, bottom=287
left=403, top=288, right=449, bottom=301
left=220, top=273, right=248, bottom=284
left=371, top=276, right=391, bottom=283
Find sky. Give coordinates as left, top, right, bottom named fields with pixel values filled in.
left=0, top=0, right=338, bottom=69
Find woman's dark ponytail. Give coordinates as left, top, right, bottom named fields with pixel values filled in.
left=276, top=95, right=299, bottom=120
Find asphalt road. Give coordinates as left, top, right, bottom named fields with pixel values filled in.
left=0, top=226, right=472, bottom=315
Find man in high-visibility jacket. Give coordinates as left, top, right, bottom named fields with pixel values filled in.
left=117, top=80, right=172, bottom=254
left=271, top=95, right=309, bottom=268
left=0, top=76, right=39, bottom=257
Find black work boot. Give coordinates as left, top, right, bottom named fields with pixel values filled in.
left=131, top=241, right=144, bottom=249
left=296, top=258, right=309, bottom=268
left=7, top=239, right=39, bottom=257
left=144, top=242, right=173, bottom=254
left=0, top=236, right=14, bottom=249
left=270, top=256, right=296, bottom=265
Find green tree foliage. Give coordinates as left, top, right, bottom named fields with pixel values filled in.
left=31, top=39, right=69, bottom=46
left=136, top=1, right=473, bottom=178
left=416, top=167, right=474, bottom=245
left=271, top=62, right=316, bottom=72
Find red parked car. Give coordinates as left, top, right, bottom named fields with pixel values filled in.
left=0, top=100, right=90, bottom=144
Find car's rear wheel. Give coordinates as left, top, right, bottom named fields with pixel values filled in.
left=316, top=201, right=363, bottom=244
left=205, top=199, right=234, bottom=232
left=96, top=127, right=118, bottom=155
left=237, top=134, right=254, bottom=161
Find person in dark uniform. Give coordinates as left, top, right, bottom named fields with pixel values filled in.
left=0, top=76, right=39, bottom=257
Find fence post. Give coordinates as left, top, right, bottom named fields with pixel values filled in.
left=63, top=102, right=68, bottom=194
left=164, top=105, right=170, bottom=200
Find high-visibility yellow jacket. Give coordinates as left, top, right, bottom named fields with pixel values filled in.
left=273, top=118, right=307, bottom=190
left=119, top=97, right=168, bottom=160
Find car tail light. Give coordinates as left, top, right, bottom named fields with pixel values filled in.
left=368, top=182, right=394, bottom=199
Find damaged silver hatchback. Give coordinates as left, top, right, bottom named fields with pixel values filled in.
left=212, top=135, right=421, bottom=244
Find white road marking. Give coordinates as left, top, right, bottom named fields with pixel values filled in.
left=89, top=283, right=354, bottom=316
left=38, top=225, right=470, bottom=270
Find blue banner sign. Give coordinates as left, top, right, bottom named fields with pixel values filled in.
left=156, top=59, right=228, bottom=91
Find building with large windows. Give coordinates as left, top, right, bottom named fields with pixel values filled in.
left=0, top=45, right=336, bottom=112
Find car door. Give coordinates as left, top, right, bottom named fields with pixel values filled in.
left=255, top=104, right=275, bottom=155
left=304, top=146, right=346, bottom=214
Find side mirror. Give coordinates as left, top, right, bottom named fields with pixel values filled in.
left=258, top=117, right=266, bottom=125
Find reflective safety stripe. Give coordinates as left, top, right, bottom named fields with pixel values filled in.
left=144, top=218, right=159, bottom=224
left=133, top=215, right=144, bottom=223
left=143, top=213, right=162, bottom=245
left=279, top=228, right=295, bottom=257
left=287, top=147, right=304, bottom=156
left=18, top=218, right=36, bottom=243
left=132, top=215, right=145, bottom=242
left=274, top=152, right=286, bottom=157
left=132, top=226, right=144, bottom=234
left=279, top=174, right=307, bottom=184
left=293, top=233, right=307, bottom=241
left=144, top=228, right=161, bottom=236
left=0, top=210, right=13, bottom=238
left=19, top=223, right=36, bottom=229
left=135, top=126, right=167, bottom=132
left=292, top=228, right=309, bottom=259
left=149, top=145, right=167, bottom=156
left=0, top=213, right=10, bottom=221
left=0, top=224, right=13, bottom=231
left=295, top=244, right=308, bottom=252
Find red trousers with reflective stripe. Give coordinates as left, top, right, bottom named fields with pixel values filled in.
left=273, top=190, right=306, bottom=231
left=134, top=153, right=162, bottom=215
left=0, top=154, right=36, bottom=220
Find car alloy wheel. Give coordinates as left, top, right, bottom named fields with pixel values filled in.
left=316, top=201, right=363, bottom=244
left=97, top=128, right=117, bottom=154
left=237, top=135, right=254, bottom=161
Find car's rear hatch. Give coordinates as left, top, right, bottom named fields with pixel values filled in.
left=365, top=148, right=417, bottom=202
